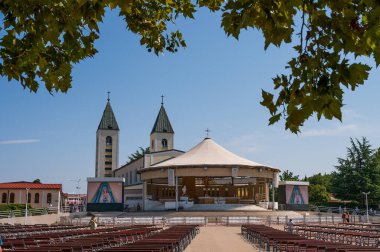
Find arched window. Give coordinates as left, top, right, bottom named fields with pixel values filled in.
left=27, top=193, right=31, bottom=203
left=1, top=193, right=7, bottom=203
left=9, top=193, right=15, bottom=203
left=34, top=193, right=40, bottom=203
left=47, top=193, right=52, bottom=204
left=161, top=139, right=168, bottom=148
left=106, top=136, right=112, bottom=146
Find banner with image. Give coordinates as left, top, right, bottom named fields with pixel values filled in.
left=286, top=185, right=308, bottom=205
left=87, top=182, right=123, bottom=204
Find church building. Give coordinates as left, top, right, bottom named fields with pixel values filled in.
left=95, top=95, right=280, bottom=211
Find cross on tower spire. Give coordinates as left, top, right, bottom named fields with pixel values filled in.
left=107, top=91, right=110, bottom=102
left=161, top=95, right=164, bottom=105
left=205, top=128, right=210, bottom=138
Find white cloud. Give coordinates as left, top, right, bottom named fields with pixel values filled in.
left=0, top=139, right=40, bottom=145
left=342, top=108, right=367, bottom=120
left=225, top=134, right=262, bottom=154
left=301, top=124, right=358, bottom=137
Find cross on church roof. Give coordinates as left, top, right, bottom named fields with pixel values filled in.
left=161, top=95, right=164, bottom=105
left=205, top=128, right=210, bottom=138
left=107, top=91, right=110, bottom=102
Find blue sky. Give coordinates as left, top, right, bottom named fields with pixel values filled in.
left=1, top=9, right=380, bottom=193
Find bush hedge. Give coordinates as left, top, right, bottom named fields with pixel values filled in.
left=0, top=204, right=32, bottom=211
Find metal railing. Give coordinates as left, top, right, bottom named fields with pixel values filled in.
left=59, top=214, right=380, bottom=227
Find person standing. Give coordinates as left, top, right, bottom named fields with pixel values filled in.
left=287, top=219, right=294, bottom=233
left=342, top=212, right=346, bottom=223
left=89, top=216, right=97, bottom=230
left=346, top=212, right=350, bottom=224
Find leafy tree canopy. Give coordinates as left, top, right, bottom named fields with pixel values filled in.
left=306, top=172, right=332, bottom=191
left=279, top=169, right=300, bottom=181
left=127, top=147, right=150, bottom=164
left=308, top=184, right=330, bottom=204
left=33, top=179, right=41, bottom=183
left=331, top=137, right=380, bottom=206
left=2, top=0, right=380, bottom=132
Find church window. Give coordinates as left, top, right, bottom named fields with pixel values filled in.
left=47, top=193, right=52, bottom=204
left=129, top=171, right=132, bottom=184
left=1, top=193, right=6, bottom=203
left=105, top=155, right=112, bottom=158
left=162, top=139, right=168, bottom=148
left=27, top=193, right=31, bottom=203
left=106, top=136, right=112, bottom=146
left=105, top=149, right=112, bottom=152
left=105, top=161, right=112, bottom=165
left=10, top=193, right=15, bottom=203
left=34, top=193, right=40, bottom=203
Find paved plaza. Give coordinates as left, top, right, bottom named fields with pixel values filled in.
left=185, top=226, right=258, bottom=252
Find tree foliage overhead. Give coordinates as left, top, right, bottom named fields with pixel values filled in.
left=2, top=0, right=380, bottom=132
left=331, top=137, right=380, bottom=205
left=0, top=0, right=194, bottom=92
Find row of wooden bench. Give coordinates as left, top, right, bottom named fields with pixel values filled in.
left=242, top=224, right=380, bottom=252
left=1, top=224, right=199, bottom=252
left=2, top=225, right=160, bottom=251
left=293, top=224, right=380, bottom=234
left=99, top=225, right=199, bottom=252
left=291, top=224, right=380, bottom=247
left=0, top=224, right=91, bottom=238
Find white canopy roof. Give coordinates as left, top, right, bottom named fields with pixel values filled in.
left=149, top=138, right=277, bottom=170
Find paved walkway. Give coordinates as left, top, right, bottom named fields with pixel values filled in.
left=185, top=226, right=258, bottom=252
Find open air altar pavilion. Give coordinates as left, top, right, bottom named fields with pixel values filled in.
left=139, top=137, right=280, bottom=210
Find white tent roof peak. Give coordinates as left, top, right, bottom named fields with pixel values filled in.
left=149, top=137, right=277, bottom=169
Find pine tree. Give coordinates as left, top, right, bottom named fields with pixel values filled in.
left=331, top=138, right=380, bottom=206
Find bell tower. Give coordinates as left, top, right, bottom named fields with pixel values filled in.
left=150, top=96, right=174, bottom=152
left=95, top=93, right=119, bottom=177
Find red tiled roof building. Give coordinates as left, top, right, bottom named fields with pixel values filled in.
left=0, top=181, right=63, bottom=210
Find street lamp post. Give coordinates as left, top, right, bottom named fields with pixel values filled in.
left=362, top=192, right=370, bottom=223
left=76, top=182, right=81, bottom=212
left=67, top=178, right=81, bottom=212
left=25, top=188, right=30, bottom=225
